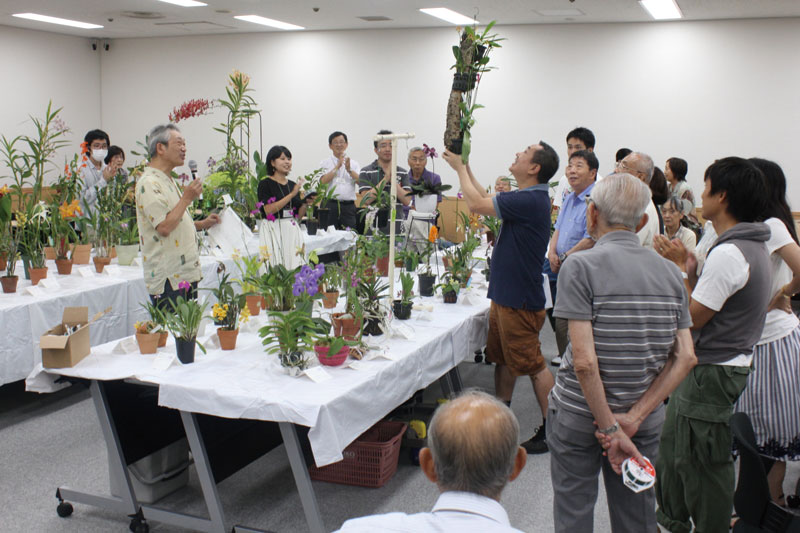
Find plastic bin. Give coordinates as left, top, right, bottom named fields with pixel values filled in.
left=308, top=420, right=407, bottom=488
left=128, top=438, right=192, bottom=504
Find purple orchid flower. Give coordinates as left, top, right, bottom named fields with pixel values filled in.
left=423, top=143, right=438, bottom=159
left=266, top=196, right=277, bottom=204
left=265, top=213, right=276, bottom=222
left=178, top=280, right=191, bottom=292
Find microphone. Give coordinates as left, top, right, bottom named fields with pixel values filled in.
left=187, top=160, right=202, bottom=201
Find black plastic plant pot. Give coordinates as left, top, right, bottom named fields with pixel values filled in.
left=393, top=300, right=412, bottom=320
left=364, top=317, right=383, bottom=336
left=452, top=72, right=470, bottom=92
left=175, top=338, right=196, bottom=364
left=443, top=291, right=458, bottom=304
left=447, top=138, right=464, bottom=155
left=317, top=208, right=330, bottom=229
left=306, top=219, right=319, bottom=236
left=418, top=274, right=436, bottom=297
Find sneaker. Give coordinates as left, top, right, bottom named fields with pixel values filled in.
left=522, top=423, right=548, bottom=454
left=550, top=356, right=562, bottom=367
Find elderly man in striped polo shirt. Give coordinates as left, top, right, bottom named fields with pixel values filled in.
left=547, top=173, right=697, bottom=533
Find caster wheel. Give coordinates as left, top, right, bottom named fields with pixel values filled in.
left=474, top=353, right=484, bottom=363
left=129, top=519, right=149, bottom=533
left=56, top=501, right=73, bottom=517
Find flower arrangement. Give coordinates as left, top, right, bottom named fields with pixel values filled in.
left=168, top=98, right=217, bottom=123
left=293, top=262, right=325, bottom=315
left=50, top=200, right=81, bottom=260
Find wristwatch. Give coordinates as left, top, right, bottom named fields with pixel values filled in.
left=558, top=252, right=568, bottom=263
left=598, top=421, right=620, bottom=436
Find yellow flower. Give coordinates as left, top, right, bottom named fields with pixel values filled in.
left=259, top=245, right=270, bottom=262
left=239, top=304, right=251, bottom=324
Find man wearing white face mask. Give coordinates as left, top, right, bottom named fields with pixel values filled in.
left=80, top=129, right=117, bottom=214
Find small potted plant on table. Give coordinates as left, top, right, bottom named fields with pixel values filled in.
left=439, top=275, right=461, bottom=304
left=164, top=281, right=208, bottom=364
left=134, top=320, right=161, bottom=354
left=259, top=309, right=318, bottom=376
left=313, top=331, right=355, bottom=367
left=393, top=270, right=414, bottom=320
left=359, top=275, right=389, bottom=336
left=116, top=217, right=140, bottom=266
left=320, top=263, right=342, bottom=309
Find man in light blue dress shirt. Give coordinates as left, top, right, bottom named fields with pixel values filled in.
left=336, top=391, right=527, bottom=532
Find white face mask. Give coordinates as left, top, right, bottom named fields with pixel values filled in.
left=92, top=148, right=108, bottom=162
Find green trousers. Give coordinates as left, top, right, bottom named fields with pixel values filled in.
left=655, top=364, right=750, bottom=533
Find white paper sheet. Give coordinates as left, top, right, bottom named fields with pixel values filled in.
left=207, top=207, right=255, bottom=257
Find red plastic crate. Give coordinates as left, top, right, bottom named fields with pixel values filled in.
left=308, top=420, right=407, bottom=488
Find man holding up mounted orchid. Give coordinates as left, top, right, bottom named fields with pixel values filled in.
left=443, top=142, right=559, bottom=455
left=136, top=123, right=220, bottom=306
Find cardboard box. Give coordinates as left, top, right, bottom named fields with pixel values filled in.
left=40, top=307, right=91, bottom=368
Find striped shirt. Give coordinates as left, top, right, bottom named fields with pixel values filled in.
left=550, top=230, right=691, bottom=424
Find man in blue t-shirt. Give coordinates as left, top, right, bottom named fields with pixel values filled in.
left=443, top=142, right=559, bottom=454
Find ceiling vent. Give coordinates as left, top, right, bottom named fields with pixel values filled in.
left=358, top=15, right=392, bottom=22
left=121, top=11, right=166, bottom=20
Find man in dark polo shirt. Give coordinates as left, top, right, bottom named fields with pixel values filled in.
left=358, top=129, right=411, bottom=233
left=549, top=173, right=696, bottom=532
left=443, top=142, right=558, bottom=454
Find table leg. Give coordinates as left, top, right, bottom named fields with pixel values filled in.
left=179, top=410, right=227, bottom=532
left=448, top=366, right=464, bottom=393
left=56, top=380, right=140, bottom=519
left=278, top=422, right=325, bottom=533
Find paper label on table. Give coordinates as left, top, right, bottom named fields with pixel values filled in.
left=26, top=285, right=45, bottom=297
left=327, top=225, right=336, bottom=233
left=132, top=257, right=143, bottom=267
left=412, top=303, right=433, bottom=313
left=461, top=292, right=483, bottom=306
left=390, top=323, right=415, bottom=339
left=152, top=352, right=178, bottom=371
left=348, top=359, right=369, bottom=370
left=78, top=266, right=95, bottom=278
left=303, top=366, right=332, bottom=383
left=38, top=277, right=61, bottom=290
left=112, top=336, right=138, bottom=354
left=222, top=194, right=233, bottom=206
left=103, top=265, right=121, bottom=277
left=374, top=349, right=400, bottom=361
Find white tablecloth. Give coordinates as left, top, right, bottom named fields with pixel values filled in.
left=27, top=282, right=491, bottom=467
left=0, top=256, right=233, bottom=386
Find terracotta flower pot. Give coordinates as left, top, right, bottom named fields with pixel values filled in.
left=217, top=328, right=238, bottom=350
left=55, top=258, right=73, bottom=275
left=158, top=331, right=168, bottom=347
left=322, top=291, right=339, bottom=309
left=332, top=312, right=362, bottom=340
left=314, top=345, right=349, bottom=367
left=44, top=246, right=56, bottom=260
left=1, top=275, right=18, bottom=294
left=93, top=256, right=111, bottom=273
left=245, top=294, right=261, bottom=316
left=376, top=256, right=390, bottom=277
left=29, top=267, right=48, bottom=286
left=136, top=332, right=160, bottom=354
left=72, top=244, right=91, bottom=264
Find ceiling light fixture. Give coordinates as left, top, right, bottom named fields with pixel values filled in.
left=234, top=15, right=304, bottom=30
left=419, top=8, right=477, bottom=25
left=12, top=13, right=103, bottom=29
left=157, top=0, right=208, bottom=7
left=639, top=0, right=683, bottom=20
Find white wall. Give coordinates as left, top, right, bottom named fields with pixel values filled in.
left=6, top=18, right=800, bottom=205
left=0, top=25, right=101, bottom=186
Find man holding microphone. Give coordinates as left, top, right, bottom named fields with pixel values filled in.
left=135, top=123, right=220, bottom=305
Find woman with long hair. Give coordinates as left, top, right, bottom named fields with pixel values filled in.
left=734, top=157, right=800, bottom=506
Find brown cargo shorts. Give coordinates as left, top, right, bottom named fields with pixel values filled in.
left=485, top=301, right=547, bottom=376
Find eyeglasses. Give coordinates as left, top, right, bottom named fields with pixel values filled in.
left=615, top=160, right=641, bottom=175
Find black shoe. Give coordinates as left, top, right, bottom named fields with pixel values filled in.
left=522, top=423, right=548, bottom=454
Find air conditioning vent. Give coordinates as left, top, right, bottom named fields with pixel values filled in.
left=358, top=15, right=392, bottom=22
left=121, top=11, right=166, bottom=20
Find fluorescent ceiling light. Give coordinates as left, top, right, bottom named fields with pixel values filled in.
left=639, top=0, right=683, bottom=20
left=234, top=15, right=304, bottom=30
left=12, top=12, right=103, bottom=29
left=157, top=0, right=208, bottom=6
left=420, top=8, right=477, bottom=25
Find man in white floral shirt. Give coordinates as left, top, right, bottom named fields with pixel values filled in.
left=135, top=124, right=219, bottom=305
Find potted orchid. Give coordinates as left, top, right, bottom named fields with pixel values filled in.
left=49, top=199, right=81, bottom=275
left=164, top=281, right=208, bottom=363
left=207, top=271, right=249, bottom=350
left=313, top=327, right=356, bottom=367
left=292, top=262, right=325, bottom=315
left=438, top=274, right=461, bottom=304
left=259, top=309, right=317, bottom=375
left=142, top=300, right=169, bottom=347
left=320, top=263, right=342, bottom=309
left=393, top=270, right=414, bottom=320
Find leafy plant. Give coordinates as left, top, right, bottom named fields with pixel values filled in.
left=141, top=300, right=168, bottom=332
left=204, top=271, right=248, bottom=330
left=437, top=274, right=461, bottom=296
left=258, top=263, right=300, bottom=312
left=16, top=202, right=49, bottom=268
left=321, top=263, right=343, bottom=293
left=119, top=217, right=139, bottom=246
left=313, top=331, right=356, bottom=358
left=410, top=180, right=452, bottom=198
left=482, top=215, right=502, bottom=237
left=259, top=309, right=317, bottom=356
left=398, top=270, right=415, bottom=304
left=49, top=200, right=81, bottom=259
left=165, top=288, right=208, bottom=352
left=358, top=276, right=389, bottom=321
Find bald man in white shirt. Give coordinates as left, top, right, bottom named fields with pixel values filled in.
left=335, top=391, right=527, bottom=533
